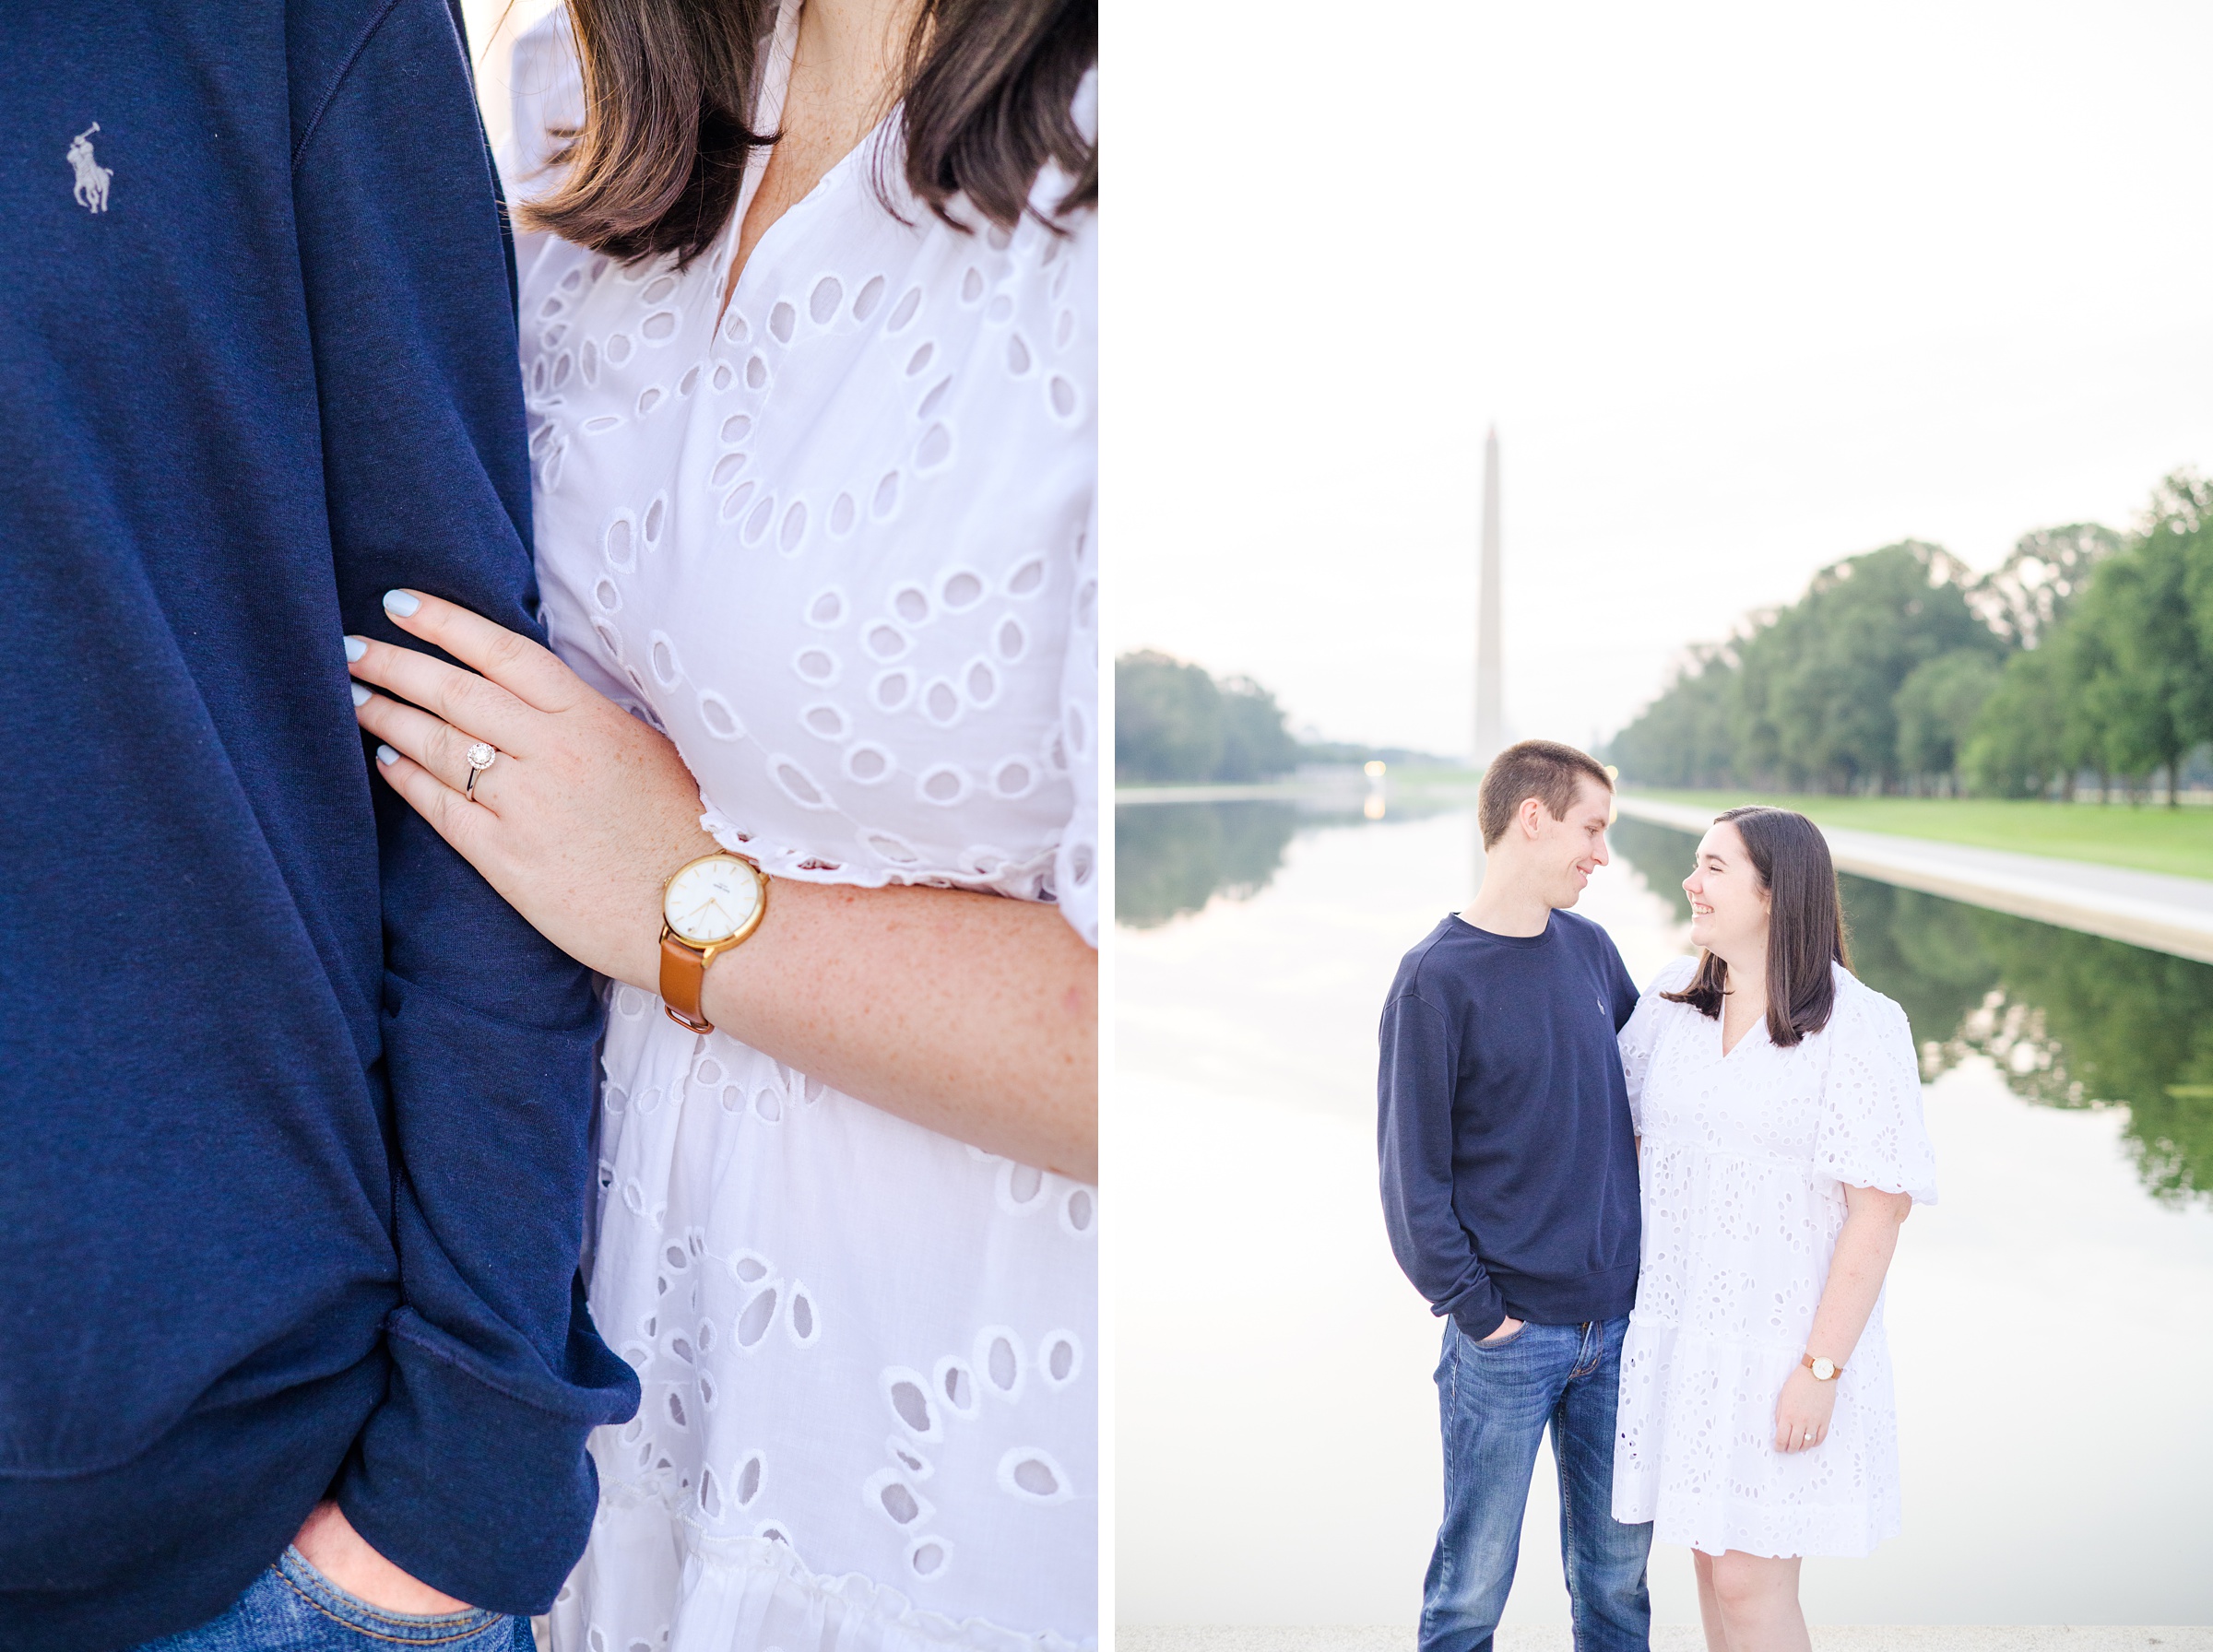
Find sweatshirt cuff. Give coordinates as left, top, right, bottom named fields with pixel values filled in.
left=334, top=1295, right=638, bottom=1614
left=1450, top=1301, right=1508, bottom=1342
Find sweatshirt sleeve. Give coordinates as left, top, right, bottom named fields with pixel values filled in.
left=287, top=0, right=639, bottom=1612
left=1604, top=934, right=1642, bottom=1030
left=1378, top=992, right=1504, bottom=1340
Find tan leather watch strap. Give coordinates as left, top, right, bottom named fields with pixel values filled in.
left=657, top=853, right=768, bottom=1035
left=1802, top=1352, right=1845, bottom=1379
left=660, top=930, right=714, bottom=1033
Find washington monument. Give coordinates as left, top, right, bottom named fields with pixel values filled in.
left=1473, top=425, right=1503, bottom=765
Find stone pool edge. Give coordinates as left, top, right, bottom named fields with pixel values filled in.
left=1613, top=795, right=2213, bottom=966
left=1120, top=1628, right=2212, bottom=1651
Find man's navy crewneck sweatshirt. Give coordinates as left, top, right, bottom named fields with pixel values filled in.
left=1378, top=911, right=1643, bottom=1341
left=0, top=6, right=639, bottom=1646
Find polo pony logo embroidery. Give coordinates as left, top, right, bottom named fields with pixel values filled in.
left=67, top=124, right=112, bottom=214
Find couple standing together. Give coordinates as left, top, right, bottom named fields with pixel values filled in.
left=1380, top=742, right=1940, bottom=1651
left=2, top=1, right=1095, bottom=1649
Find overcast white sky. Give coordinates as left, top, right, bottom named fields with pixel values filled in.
left=1110, top=0, right=2213, bottom=756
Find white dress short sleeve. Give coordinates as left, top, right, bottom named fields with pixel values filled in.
left=1812, top=986, right=1939, bottom=1203
left=1611, top=962, right=1937, bottom=1559
left=500, top=8, right=1099, bottom=1648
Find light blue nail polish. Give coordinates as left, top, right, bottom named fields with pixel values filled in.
left=376, top=744, right=398, bottom=766
left=350, top=682, right=371, bottom=708
left=344, top=636, right=367, bottom=663
left=383, top=590, right=421, bottom=618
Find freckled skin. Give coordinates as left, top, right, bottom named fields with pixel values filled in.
left=348, top=591, right=1097, bottom=1183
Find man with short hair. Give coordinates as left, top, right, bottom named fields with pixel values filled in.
left=1378, top=739, right=1651, bottom=1652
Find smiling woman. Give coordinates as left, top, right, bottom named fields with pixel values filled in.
left=1615, top=803, right=1935, bottom=1649
left=1667, top=806, right=1849, bottom=1049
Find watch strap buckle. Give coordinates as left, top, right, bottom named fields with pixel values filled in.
left=659, top=927, right=718, bottom=1034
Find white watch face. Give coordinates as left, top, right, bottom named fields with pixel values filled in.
left=665, top=856, right=761, bottom=945
left=1812, top=1357, right=1836, bottom=1381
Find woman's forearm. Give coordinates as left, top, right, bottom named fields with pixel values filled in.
left=696, top=877, right=1098, bottom=1181
left=337, top=594, right=1097, bottom=1179
left=1805, top=1186, right=1911, bottom=1363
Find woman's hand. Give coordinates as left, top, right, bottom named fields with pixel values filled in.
left=1772, top=1183, right=1912, bottom=1456
left=346, top=589, right=717, bottom=995
left=1772, top=1365, right=1837, bottom=1452
left=346, top=588, right=1098, bottom=1180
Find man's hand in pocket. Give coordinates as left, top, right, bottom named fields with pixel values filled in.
left=292, top=1502, right=473, bottom=1614
left=1480, top=1316, right=1524, bottom=1343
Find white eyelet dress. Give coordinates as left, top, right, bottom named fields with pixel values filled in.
left=1610, top=958, right=1937, bottom=1559
left=500, top=9, right=1099, bottom=1649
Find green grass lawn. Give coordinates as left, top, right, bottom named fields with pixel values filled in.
left=1387, top=765, right=1484, bottom=786
left=1637, top=789, right=2213, bottom=881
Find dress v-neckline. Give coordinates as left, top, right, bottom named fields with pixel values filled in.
left=711, top=0, right=904, bottom=326
left=1719, top=1006, right=1767, bottom=1059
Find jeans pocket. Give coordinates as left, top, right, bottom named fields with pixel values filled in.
left=1470, top=1319, right=1531, bottom=1351
left=275, top=1547, right=510, bottom=1646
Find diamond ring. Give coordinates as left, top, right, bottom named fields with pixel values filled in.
left=464, top=741, right=497, bottom=800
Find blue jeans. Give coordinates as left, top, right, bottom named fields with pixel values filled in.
left=133, top=1548, right=532, bottom=1651
left=1422, top=1316, right=1651, bottom=1652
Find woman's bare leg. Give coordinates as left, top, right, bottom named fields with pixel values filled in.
left=1709, top=1551, right=1808, bottom=1652
left=1692, top=1549, right=1732, bottom=1652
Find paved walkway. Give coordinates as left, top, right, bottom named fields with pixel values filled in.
left=1123, top=1628, right=2213, bottom=1651
left=1614, top=796, right=2213, bottom=965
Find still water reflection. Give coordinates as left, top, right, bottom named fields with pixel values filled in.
left=1118, top=796, right=1475, bottom=933
left=1116, top=801, right=1302, bottom=929
left=1117, top=795, right=2213, bottom=1629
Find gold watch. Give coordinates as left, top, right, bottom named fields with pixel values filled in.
left=1802, top=1352, right=1844, bottom=1382
left=657, top=852, right=768, bottom=1033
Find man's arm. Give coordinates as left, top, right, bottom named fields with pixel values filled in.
left=288, top=0, right=636, bottom=1612
left=1604, top=935, right=1641, bottom=1031
left=1377, top=992, right=1505, bottom=1340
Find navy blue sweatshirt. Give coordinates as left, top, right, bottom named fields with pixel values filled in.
left=0, top=6, right=638, bottom=1646
left=1378, top=912, right=1642, bottom=1340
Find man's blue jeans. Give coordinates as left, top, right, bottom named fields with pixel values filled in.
left=132, top=1547, right=532, bottom=1651
left=1422, top=1315, right=1651, bottom=1652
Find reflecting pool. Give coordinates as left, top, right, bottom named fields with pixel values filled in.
left=1117, top=795, right=2213, bottom=1629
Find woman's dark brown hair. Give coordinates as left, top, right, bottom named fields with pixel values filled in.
left=522, top=0, right=1097, bottom=266
left=1663, top=807, right=1852, bottom=1047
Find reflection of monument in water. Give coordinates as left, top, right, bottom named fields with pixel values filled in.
left=1473, top=425, right=1504, bottom=769
left=1471, top=427, right=1503, bottom=901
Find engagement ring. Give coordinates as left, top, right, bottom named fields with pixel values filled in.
left=464, top=741, right=497, bottom=799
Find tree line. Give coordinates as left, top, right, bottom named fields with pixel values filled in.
left=1116, top=652, right=1304, bottom=783
left=1607, top=473, right=2213, bottom=801
left=1115, top=651, right=1453, bottom=783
